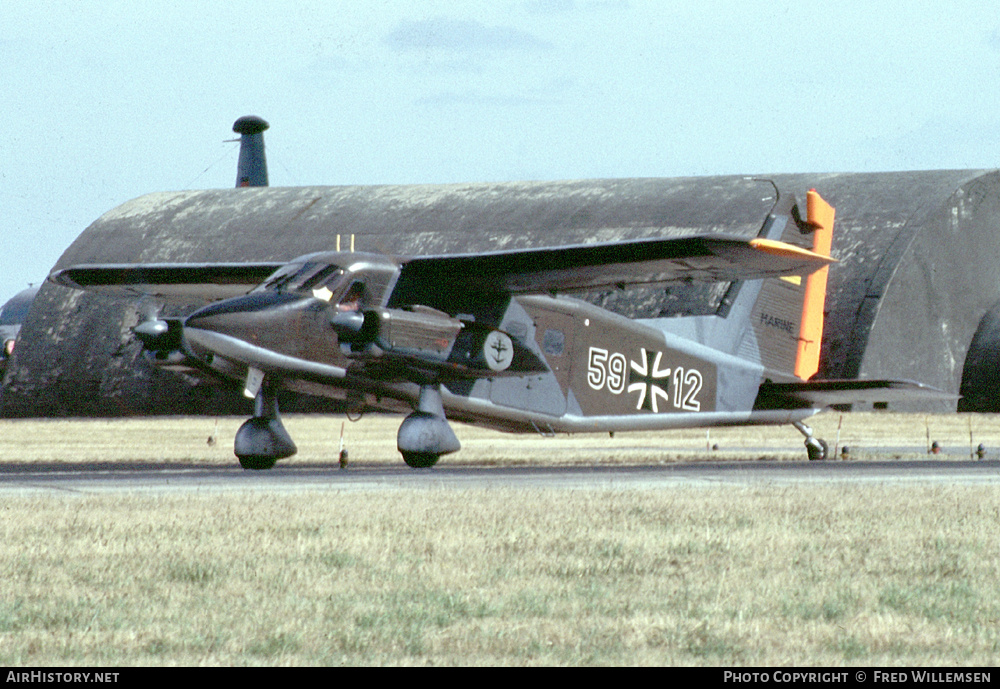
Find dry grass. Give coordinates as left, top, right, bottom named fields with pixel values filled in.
left=1, top=411, right=998, bottom=466
left=1, top=487, right=999, bottom=666
left=2, top=413, right=1000, bottom=666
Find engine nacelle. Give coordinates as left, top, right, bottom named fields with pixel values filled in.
left=133, top=317, right=184, bottom=352
left=372, top=306, right=463, bottom=361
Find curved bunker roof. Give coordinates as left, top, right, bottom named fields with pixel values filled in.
left=3, top=170, right=998, bottom=416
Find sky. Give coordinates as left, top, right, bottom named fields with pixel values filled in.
left=2, top=1, right=999, bottom=302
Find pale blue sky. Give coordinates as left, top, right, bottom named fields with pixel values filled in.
left=3, top=1, right=999, bottom=301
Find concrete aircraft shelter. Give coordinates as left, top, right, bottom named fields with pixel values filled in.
left=3, top=169, right=1000, bottom=417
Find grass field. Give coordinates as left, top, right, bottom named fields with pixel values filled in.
left=2, top=411, right=999, bottom=466
left=1, top=413, right=999, bottom=666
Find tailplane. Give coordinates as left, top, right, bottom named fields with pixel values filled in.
left=746, top=191, right=956, bottom=409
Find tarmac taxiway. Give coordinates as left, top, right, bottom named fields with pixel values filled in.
left=2, top=459, right=999, bottom=497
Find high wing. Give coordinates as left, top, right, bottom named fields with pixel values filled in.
left=49, top=263, right=285, bottom=303
left=388, top=234, right=834, bottom=305
left=50, top=234, right=833, bottom=306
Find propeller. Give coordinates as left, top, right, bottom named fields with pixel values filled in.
left=131, top=297, right=182, bottom=352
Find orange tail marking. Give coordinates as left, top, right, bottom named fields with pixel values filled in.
left=794, top=190, right=835, bottom=380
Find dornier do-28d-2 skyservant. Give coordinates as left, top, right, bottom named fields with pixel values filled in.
left=50, top=117, right=950, bottom=469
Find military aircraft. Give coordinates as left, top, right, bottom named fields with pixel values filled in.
left=0, top=286, right=39, bottom=378
left=48, top=118, right=947, bottom=469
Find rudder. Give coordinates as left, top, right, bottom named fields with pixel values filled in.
left=794, top=190, right=835, bottom=379
left=736, top=190, right=835, bottom=379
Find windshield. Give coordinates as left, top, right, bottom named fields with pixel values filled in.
left=262, top=262, right=344, bottom=293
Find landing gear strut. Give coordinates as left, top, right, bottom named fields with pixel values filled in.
left=234, top=383, right=297, bottom=470
left=397, top=384, right=460, bottom=468
left=794, top=421, right=828, bottom=461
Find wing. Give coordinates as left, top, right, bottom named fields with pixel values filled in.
left=49, top=263, right=285, bottom=303
left=756, top=379, right=959, bottom=408
left=389, top=234, right=834, bottom=306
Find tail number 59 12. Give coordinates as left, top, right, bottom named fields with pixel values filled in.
left=586, top=346, right=703, bottom=412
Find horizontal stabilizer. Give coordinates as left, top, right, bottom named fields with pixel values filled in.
left=391, top=234, right=834, bottom=306
left=49, top=263, right=284, bottom=303
left=756, top=378, right=958, bottom=409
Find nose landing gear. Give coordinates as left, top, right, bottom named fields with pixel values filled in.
left=234, top=383, right=297, bottom=470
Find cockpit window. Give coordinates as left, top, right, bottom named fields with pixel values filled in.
left=300, top=265, right=342, bottom=291
left=262, top=265, right=299, bottom=291
left=263, top=263, right=345, bottom=293
left=337, top=281, right=365, bottom=311
left=288, top=263, right=326, bottom=289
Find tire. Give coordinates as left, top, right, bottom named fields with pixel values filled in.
left=238, top=455, right=279, bottom=470
left=402, top=451, right=440, bottom=468
left=806, top=438, right=829, bottom=461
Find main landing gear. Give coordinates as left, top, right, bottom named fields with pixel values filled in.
left=396, top=384, right=461, bottom=468
left=794, top=421, right=829, bottom=461
left=234, top=383, right=297, bottom=470
left=232, top=380, right=459, bottom=470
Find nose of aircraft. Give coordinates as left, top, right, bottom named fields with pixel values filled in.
left=184, top=291, right=315, bottom=339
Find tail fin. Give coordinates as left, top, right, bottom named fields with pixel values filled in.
left=733, top=189, right=835, bottom=379
left=794, top=190, right=835, bottom=379
left=233, top=115, right=269, bottom=187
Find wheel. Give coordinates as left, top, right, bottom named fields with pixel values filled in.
left=233, top=415, right=296, bottom=470
left=806, top=437, right=829, bottom=461
left=402, top=451, right=440, bottom=468
left=238, top=454, right=278, bottom=470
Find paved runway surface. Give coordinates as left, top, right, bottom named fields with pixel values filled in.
left=2, top=459, right=999, bottom=496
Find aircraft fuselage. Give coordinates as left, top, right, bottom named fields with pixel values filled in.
left=147, top=252, right=815, bottom=442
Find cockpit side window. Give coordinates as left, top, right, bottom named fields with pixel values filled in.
left=337, top=281, right=366, bottom=312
